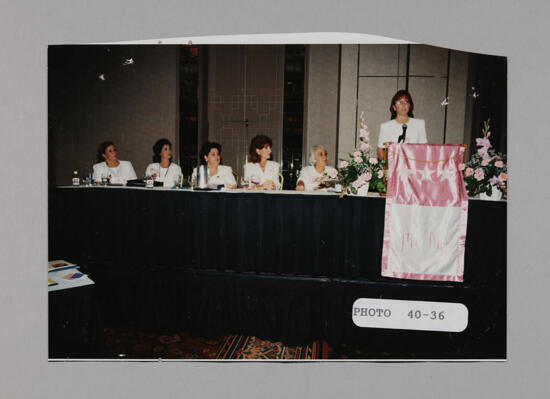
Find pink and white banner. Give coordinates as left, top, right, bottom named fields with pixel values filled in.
left=381, top=144, right=468, bottom=282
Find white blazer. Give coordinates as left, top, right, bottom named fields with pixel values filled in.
left=377, top=117, right=428, bottom=148
left=243, top=161, right=280, bottom=189
left=297, top=165, right=337, bottom=191
left=92, top=160, right=137, bottom=184
left=145, top=162, right=183, bottom=187
left=192, top=164, right=236, bottom=187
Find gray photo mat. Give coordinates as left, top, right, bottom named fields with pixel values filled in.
left=1, top=0, right=547, bottom=398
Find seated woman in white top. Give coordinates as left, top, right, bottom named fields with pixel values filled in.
left=243, top=134, right=280, bottom=190
left=377, top=89, right=428, bottom=160
left=296, top=145, right=338, bottom=191
left=191, top=141, right=237, bottom=188
left=144, top=138, right=182, bottom=188
left=92, top=141, right=137, bottom=184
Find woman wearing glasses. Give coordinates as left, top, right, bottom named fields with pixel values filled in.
left=377, top=90, right=428, bottom=160
left=296, top=145, right=337, bottom=191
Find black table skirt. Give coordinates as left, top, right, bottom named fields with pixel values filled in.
left=49, top=284, right=103, bottom=358
left=50, top=188, right=505, bottom=283
left=49, top=188, right=506, bottom=357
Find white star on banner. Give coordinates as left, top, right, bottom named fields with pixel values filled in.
left=397, top=165, right=416, bottom=183
left=418, top=165, right=434, bottom=182
left=438, top=169, right=456, bottom=184
left=438, top=168, right=458, bottom=199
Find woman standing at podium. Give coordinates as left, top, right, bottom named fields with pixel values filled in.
left=377, top=90, right=428, bottom=160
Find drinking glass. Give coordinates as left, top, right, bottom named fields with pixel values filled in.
left=101, top=174, right=109, bottom=186
left=173, top=174, right=182, bottom=188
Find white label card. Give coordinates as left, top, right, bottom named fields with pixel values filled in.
left=352, top=298, right=468, bottom=332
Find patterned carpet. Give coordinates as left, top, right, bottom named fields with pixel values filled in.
left=216, top=334, right=328, bottom=360
left=103, top=328, right=329, bottom=360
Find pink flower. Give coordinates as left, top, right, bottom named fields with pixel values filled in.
left=377, top=170, right=384, bottom=178
left=328, top=169, right=338, bottom=179
left=458, top=163, right=466, bottom=171
left=477, top=147, right=488, bottom=158
left=474, top=168, right=484, bottom=181
left=359, top=129, right=369, bottom=139
left=360, top=142, right=370, bottom=152
left=465, top=168, right=474, bottom=177
left=495, top=160, right=504, bottom=168
left=353, top=151, right=362, bottom=157
left=354, top=156, right=362, bottom=163
left=494, top=155, right=501, bottom=160
left=339, top=161, right=348, bottom=168
left=481, top=159, right=489, bottom=166
left=369, top=157, right=378, bottom=165
left=490, top=172, right=507, bottom=187
left=476, top=137, right=492, bottom=149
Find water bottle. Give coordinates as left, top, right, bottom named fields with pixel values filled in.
left=72, top=170, right=80, bottom=186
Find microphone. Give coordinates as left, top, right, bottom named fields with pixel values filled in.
left=398, top=124, right=407, bottom=143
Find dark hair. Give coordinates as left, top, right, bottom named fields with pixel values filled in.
left=152, top=138, right=172, bottom=163
left=389, top=90, right=415, bottom=119
left=199, top=141, right=222, bottom=165
left=97, top=141, right=115, bottom=163
left=248, top=135, right=272, bottom=163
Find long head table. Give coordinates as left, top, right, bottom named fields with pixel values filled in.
left=49, top=186, right=506, bottom=358
left=51, top=186, right=505, bottom=283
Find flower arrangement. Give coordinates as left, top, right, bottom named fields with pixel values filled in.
left=338, top=112, right=386, bottom=194
left=460, top=119, right=507, bottom=198
left=313, top=168, right=339, bottom=190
